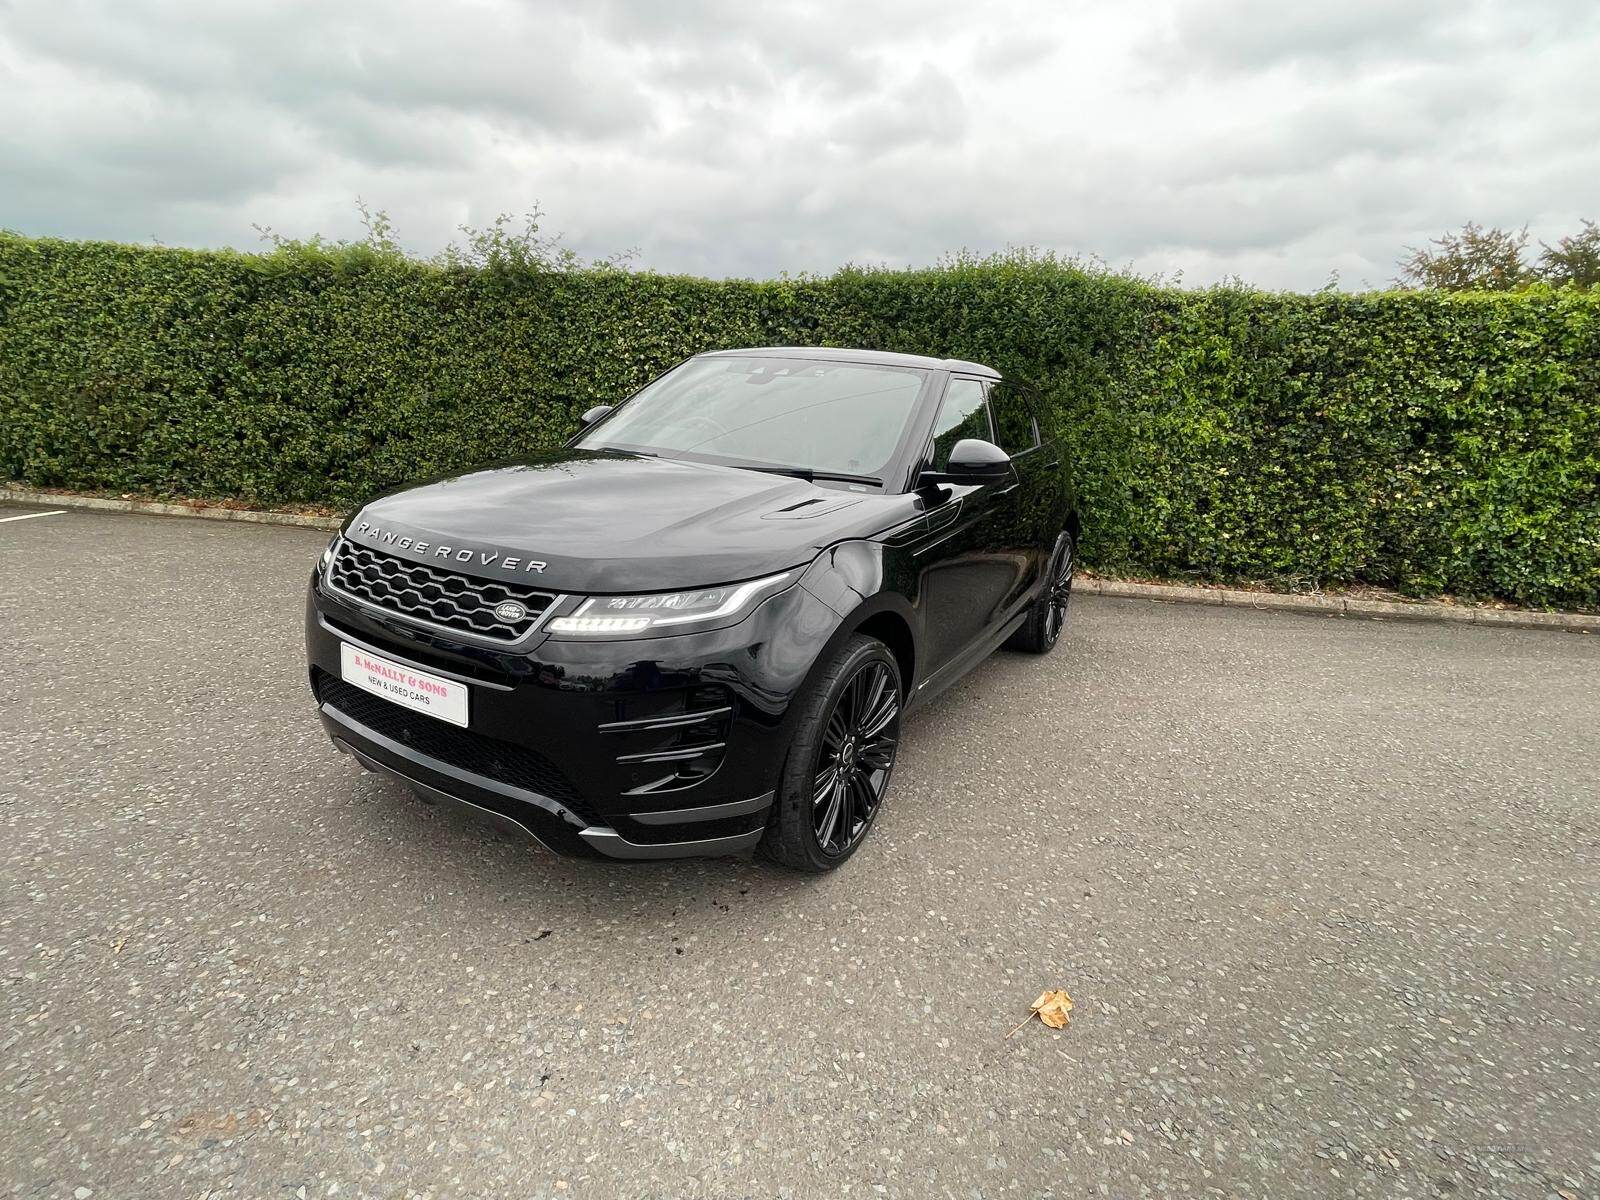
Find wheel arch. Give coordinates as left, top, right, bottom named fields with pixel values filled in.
left=853, top=609, right=916, bottom=699
left=801, top=590, right=919, bottom=700
left=797, top=540, right=922, bottom=696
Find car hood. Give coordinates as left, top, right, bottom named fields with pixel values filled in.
left=342, top=450, right=902, bottom=594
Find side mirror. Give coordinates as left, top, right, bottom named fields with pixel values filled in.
left=919, top=438, right=1013, bottom=486
left=580, top=404, right=615, bottom=427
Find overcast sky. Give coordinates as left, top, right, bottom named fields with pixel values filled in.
left=3, top=0, right=1598, bottom=290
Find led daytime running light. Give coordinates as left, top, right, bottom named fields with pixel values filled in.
left=547, top=572, right=793, bottom=636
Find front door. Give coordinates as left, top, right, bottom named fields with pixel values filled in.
left=914, top=377, right=1023, bottom=677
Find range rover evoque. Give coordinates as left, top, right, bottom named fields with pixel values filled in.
left=306, top=347, right=1079, bottom=871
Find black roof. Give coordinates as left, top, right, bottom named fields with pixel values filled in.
left=701, top=346, right=1000, bottom=378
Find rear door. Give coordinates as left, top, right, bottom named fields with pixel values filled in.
left=984, top=379, right=1054, bottom=610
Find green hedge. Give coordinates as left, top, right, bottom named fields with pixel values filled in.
left=2, top=233, right=1596, bottom=608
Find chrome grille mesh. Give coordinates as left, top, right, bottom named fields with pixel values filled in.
left=327, top=540, right=556, bottom=641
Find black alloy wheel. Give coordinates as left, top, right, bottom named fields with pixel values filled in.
left=1043, top=533, right=1075, bottom=646
left=811, top=659, right=899, bottom=857
left=1007, top=531, right=1076, bottom=654
left=759, top=634, right=903, bottom=872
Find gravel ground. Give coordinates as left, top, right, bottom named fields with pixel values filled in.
left=3, top=504, right=1598, bottom=1199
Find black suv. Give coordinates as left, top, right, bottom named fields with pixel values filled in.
left=306, top=348, right=1079, bottom=871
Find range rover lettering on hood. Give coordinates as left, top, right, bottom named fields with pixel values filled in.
left=342, top=449, right=916, bottom=594
left=352, top=521, right=547, bottom=573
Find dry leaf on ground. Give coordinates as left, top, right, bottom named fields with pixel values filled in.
left=1006, top=988, right=1074, bottom=1037
left=1033, top=989, right=1074, bottom=1028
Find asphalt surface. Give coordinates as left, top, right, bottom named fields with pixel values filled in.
left=3, top=502, right=1598, bottom=1200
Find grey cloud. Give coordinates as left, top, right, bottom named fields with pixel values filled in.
left=824, top=64, right=968, bottom=153
left=587, top=0, right=955, bottom=96
left=1169, top=0, right=1465, bottom=74
left=0, top=73, right=303, bottom=211
left=1155, top=68, right=1513, bottom=192
left=970, top=31, right=1062, bottom=78
left=1, top=0, right=1597, bottom=292
left=1168, top=0, right=1600, bottom=75
left=6, top=0, right=656, bottom=142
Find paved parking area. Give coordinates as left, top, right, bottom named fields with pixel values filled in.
left=3, top=504, right=1598, bottom=1199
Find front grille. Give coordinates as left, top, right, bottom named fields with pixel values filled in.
left=313, top=669, right=599, bottom=825
left=327, top=540, right=557, bottom=642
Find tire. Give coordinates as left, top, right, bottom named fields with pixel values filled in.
left=758, top=634, right=903, bottom=873
left=1006, top=531, right=1075, bottom=654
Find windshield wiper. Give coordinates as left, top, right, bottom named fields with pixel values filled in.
left=743, top=465, right=882, bottom=487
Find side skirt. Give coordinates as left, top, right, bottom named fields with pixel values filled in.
left=907, top=610, right=1029, bottom=713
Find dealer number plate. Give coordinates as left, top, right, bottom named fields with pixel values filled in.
left=339, top=642, right=469, bottom=728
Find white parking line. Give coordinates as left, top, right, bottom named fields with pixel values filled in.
left=0, top=509, right=68, bottom=523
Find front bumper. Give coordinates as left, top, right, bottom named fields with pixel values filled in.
left=306, top=569, right=841, bottom=860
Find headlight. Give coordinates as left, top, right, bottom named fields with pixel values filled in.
left=546, top=570, right=797, bottom=637
left=320, top=535, right=339, bottom=569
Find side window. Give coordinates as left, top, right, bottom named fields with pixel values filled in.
left=989, top=383, right=1039, bottom=454
left=928, top=378, right=992, bottom=469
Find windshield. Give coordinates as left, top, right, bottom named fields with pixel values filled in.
left=575, top=356, right=931, bottom=482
